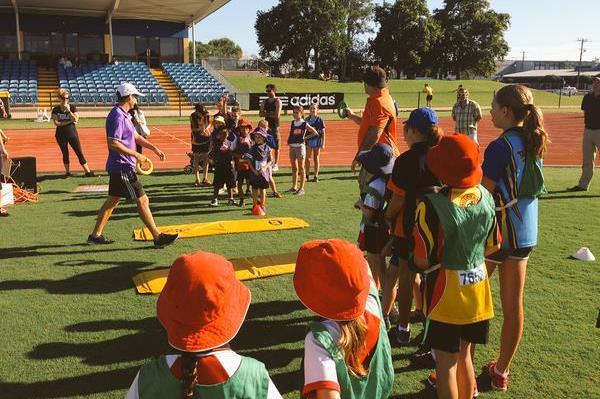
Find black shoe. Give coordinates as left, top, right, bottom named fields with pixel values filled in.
left=395, top=327, right=411, bottom=345
left=154, top=233, right=179, bottom=248
left=567, top=185, right=587, bottom=192
left=85, top=171, right=96, bottom=177
left=410, top=309, right=425, bottom=324
left=87, top=234, right=114, bottom=245
left=238, top=198, right=245, bottom=207
left=228, top=198, right=236, bottom=206
left=64, top=172, right=72, bottom=178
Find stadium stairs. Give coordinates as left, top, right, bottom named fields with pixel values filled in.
left=151, top=67, right=191, bottom=111
left=37, top=66, right=58, bottom=110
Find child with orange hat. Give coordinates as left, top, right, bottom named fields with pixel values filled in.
left=294, top=239, right=394, bottom=399
left=245, top=127, right=273, bottom=216
left=411, top=135, right=500, bottom=399
left=124, top=251, right=282, bottom=399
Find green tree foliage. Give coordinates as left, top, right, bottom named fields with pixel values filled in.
left=371, top=0, right=440, bottom=78
left=338, top=0, right=375, bottom=80
left=255, top=0, right=372, bottom=78
left=431, top=0, right=510, bottom=79
left=189, top=38, right=243, bottom=61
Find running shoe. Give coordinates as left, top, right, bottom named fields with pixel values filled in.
left=228, top=198, right=236, bottom=206
left=64, top=172, right=72, bottom=178
left=272, top=164, right=279, bottom=172
left=395, top=326, right=410, bottom=345
left=487, top=360, right=509, bottom=392
left=209, top=199, right=218, bottom=207
left=87, top=234, right=114, bottom=245
left=238, top=198, right=245, bottom=207
left=313, top=175, right=319, bottom=182
left=201, top=179, right=212, bottom=187
left=294, top=188, right=305, bottom=196
left=287, top=187, right=298, bottom=194
left=85, top=171, right=96, bottom=177
left=273, top=191, right=282, bottom=198
left=427, top=372, right=478, bottom=397
left=153, top=233, right=179, bottom=248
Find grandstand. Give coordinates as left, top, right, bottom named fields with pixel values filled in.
left=0, top=0, right=231, bottom=112
left=163, top=62, right=227, bottom=104
left=0, top=60, right=38, bottom=104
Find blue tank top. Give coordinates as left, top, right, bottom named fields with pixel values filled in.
left=288, top=120, right=307, bottom=145
left=485, top=130, right=539, bottom=249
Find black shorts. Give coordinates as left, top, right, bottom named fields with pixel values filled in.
left=237, top=169, right=251, bottom=183
left=486, top=247, right=534, bottom=264
left=427, top=319, right=489, bottom=353
left=426, top=95, right=433, bottom=101
left=213, top=165, right=235, bottom=190
left=359, top=224, right=389, bottom=254
left=390, top=236, right=411, bottom=264
left=108, top=171, right=145, bottom=200
left=192, top=143, right=210, bottom=154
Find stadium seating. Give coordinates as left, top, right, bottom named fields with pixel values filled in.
left=58, top=61, right=168, bottom=105
left=0, top=60, right=38, bottom=104
left=162, top=62, right=227, bottom=104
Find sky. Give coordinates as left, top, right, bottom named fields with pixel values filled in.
left=194, top=0, right=600, bottom=62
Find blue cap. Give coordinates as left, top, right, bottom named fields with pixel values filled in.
left=404, top=108, right=439, bottom=132
left=357, top=143, right=395, bottom=176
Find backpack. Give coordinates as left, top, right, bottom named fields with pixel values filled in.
left=504, top=131, right=547, bottom=198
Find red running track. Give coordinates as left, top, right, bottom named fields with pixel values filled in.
left=2, top=113, right=584, bottom=173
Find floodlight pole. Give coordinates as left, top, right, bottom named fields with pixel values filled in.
left=108, top=14, right=114, bottom=62
left=576, top=38, right=589, bottom=90
left=191, top=21, right=196, bottom=65
left=11, top=0, right=22, bottom=61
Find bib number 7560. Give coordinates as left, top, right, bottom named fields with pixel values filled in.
left=458, top=265, right=486, bottom=286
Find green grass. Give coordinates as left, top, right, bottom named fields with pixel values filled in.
left=0, top=168, right=598, bottom=398
left=226, top=76, right=583, bottom=109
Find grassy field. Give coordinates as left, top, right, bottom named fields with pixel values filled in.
left=226, top=76, right=583, bottom=109
left=0, top=167, right=598, bottom=398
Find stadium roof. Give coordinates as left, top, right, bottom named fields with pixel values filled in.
left=0, top=0, right=230, bottom=24
left=503, top=68, right=600, bottom=78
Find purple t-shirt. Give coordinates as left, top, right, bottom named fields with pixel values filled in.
left=106, top=106, right=137, bottom=173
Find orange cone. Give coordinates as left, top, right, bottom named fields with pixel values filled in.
left=252, top=204, right=265, bottom=216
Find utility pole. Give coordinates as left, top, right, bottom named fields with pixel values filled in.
left=576, top=38, right=589, bottom=89
left=521, top=51, right=526, bottom=72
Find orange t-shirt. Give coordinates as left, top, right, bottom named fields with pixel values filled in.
left=357, top=87, right=399, bottom=155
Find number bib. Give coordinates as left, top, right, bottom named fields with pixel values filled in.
left=425, top=265, right=494, bottom=325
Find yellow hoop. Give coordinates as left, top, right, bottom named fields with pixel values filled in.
left=136, top=158, right=154, bottom=176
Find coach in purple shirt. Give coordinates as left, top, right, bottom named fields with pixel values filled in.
left=87, top=83, right=178, bottom=247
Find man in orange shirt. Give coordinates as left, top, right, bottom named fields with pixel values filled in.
left=346, top=66, right=399, bottom=192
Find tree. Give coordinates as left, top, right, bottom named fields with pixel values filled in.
left=189, top=38, right=243, bottom=61
left=431, top=0, right=510, bottom=79
left=371, top=0, right=440, bottom=78
left=255, top=0, right=357, bottom=78
left=338, top=0, right=375, bottom=81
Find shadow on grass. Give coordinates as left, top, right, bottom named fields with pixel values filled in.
left=62, top=202, right=240, bottom=219
left=540, top=194, right=600, bottom=200
left=0, top=258, right=154, bottom=294
left=0, top=244, right=155, bottom=260
left=11, top=299, right=313, bottom=397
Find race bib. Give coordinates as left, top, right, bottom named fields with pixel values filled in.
left=458, top=265, right=487, bottom=286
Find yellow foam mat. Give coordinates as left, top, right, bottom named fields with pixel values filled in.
left=133, top=217, right=309, bottom=241
left=132, top=252, right=297, bottom=294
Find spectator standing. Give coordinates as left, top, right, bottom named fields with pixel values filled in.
left=451, top=88, right=482, bottom=142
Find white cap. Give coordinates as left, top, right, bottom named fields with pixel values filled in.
left=117, top=82, right=145, bottom=97
left=571, top=247, right=596, bottom=262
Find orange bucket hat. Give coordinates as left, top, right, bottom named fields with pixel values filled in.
left=426, top=134, right=483, bottom=188
left=294, top=239, right=370, bottom=321
left=157, top=251, right=251, bottom=352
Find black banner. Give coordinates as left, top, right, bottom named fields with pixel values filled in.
left=248, top=92, right=344, bottom=111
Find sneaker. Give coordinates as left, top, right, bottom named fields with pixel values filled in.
left=272, top=164, right=279, bottom=172
left=210, top=199, right=219, bottom=207
left=85, top=171, right=96, bottom=177
left=64, top=172, right=72, bottom=178
left=567, top=185, right=587, bottom=192
left=395, top=326, right=410, bottom=345
left=473, top=382, right=479, bottom=398
left=153, top=233, right=179, bottom=248
left=313, top=175, right=319, bottom=182
left=273, top=191, right=282, bottom=199
left=87, top=234, right=114, bottom=245
left=238, top=198, right=245, bottom=207
left=487, top=360, right=509, bottom=392
left=201, top=179, right=212, bottom=187
left=228, top=198, right=236, bottom=206
left=410, top=309, right=425, bottom=324
left=427, top=372, right=437, bottom=389
left=287, top=187, right=298, bottom=193
left=294, top=188, right=305, bottom=196
left=389, top=303, right=400, bottom=324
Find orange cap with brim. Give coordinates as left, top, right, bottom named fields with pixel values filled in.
left=426, top=134, right=483, bottom=188
left=157, top=251, right=251, bottom=352
left=294, top=239, right=369, bottom=321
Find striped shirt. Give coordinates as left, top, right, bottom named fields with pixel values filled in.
left=451, top=100, right=482, bottom=134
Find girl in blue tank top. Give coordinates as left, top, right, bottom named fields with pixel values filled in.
left=305, top=104, right=326, bottom=182
left=481, top=84, right=549, bottom=392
